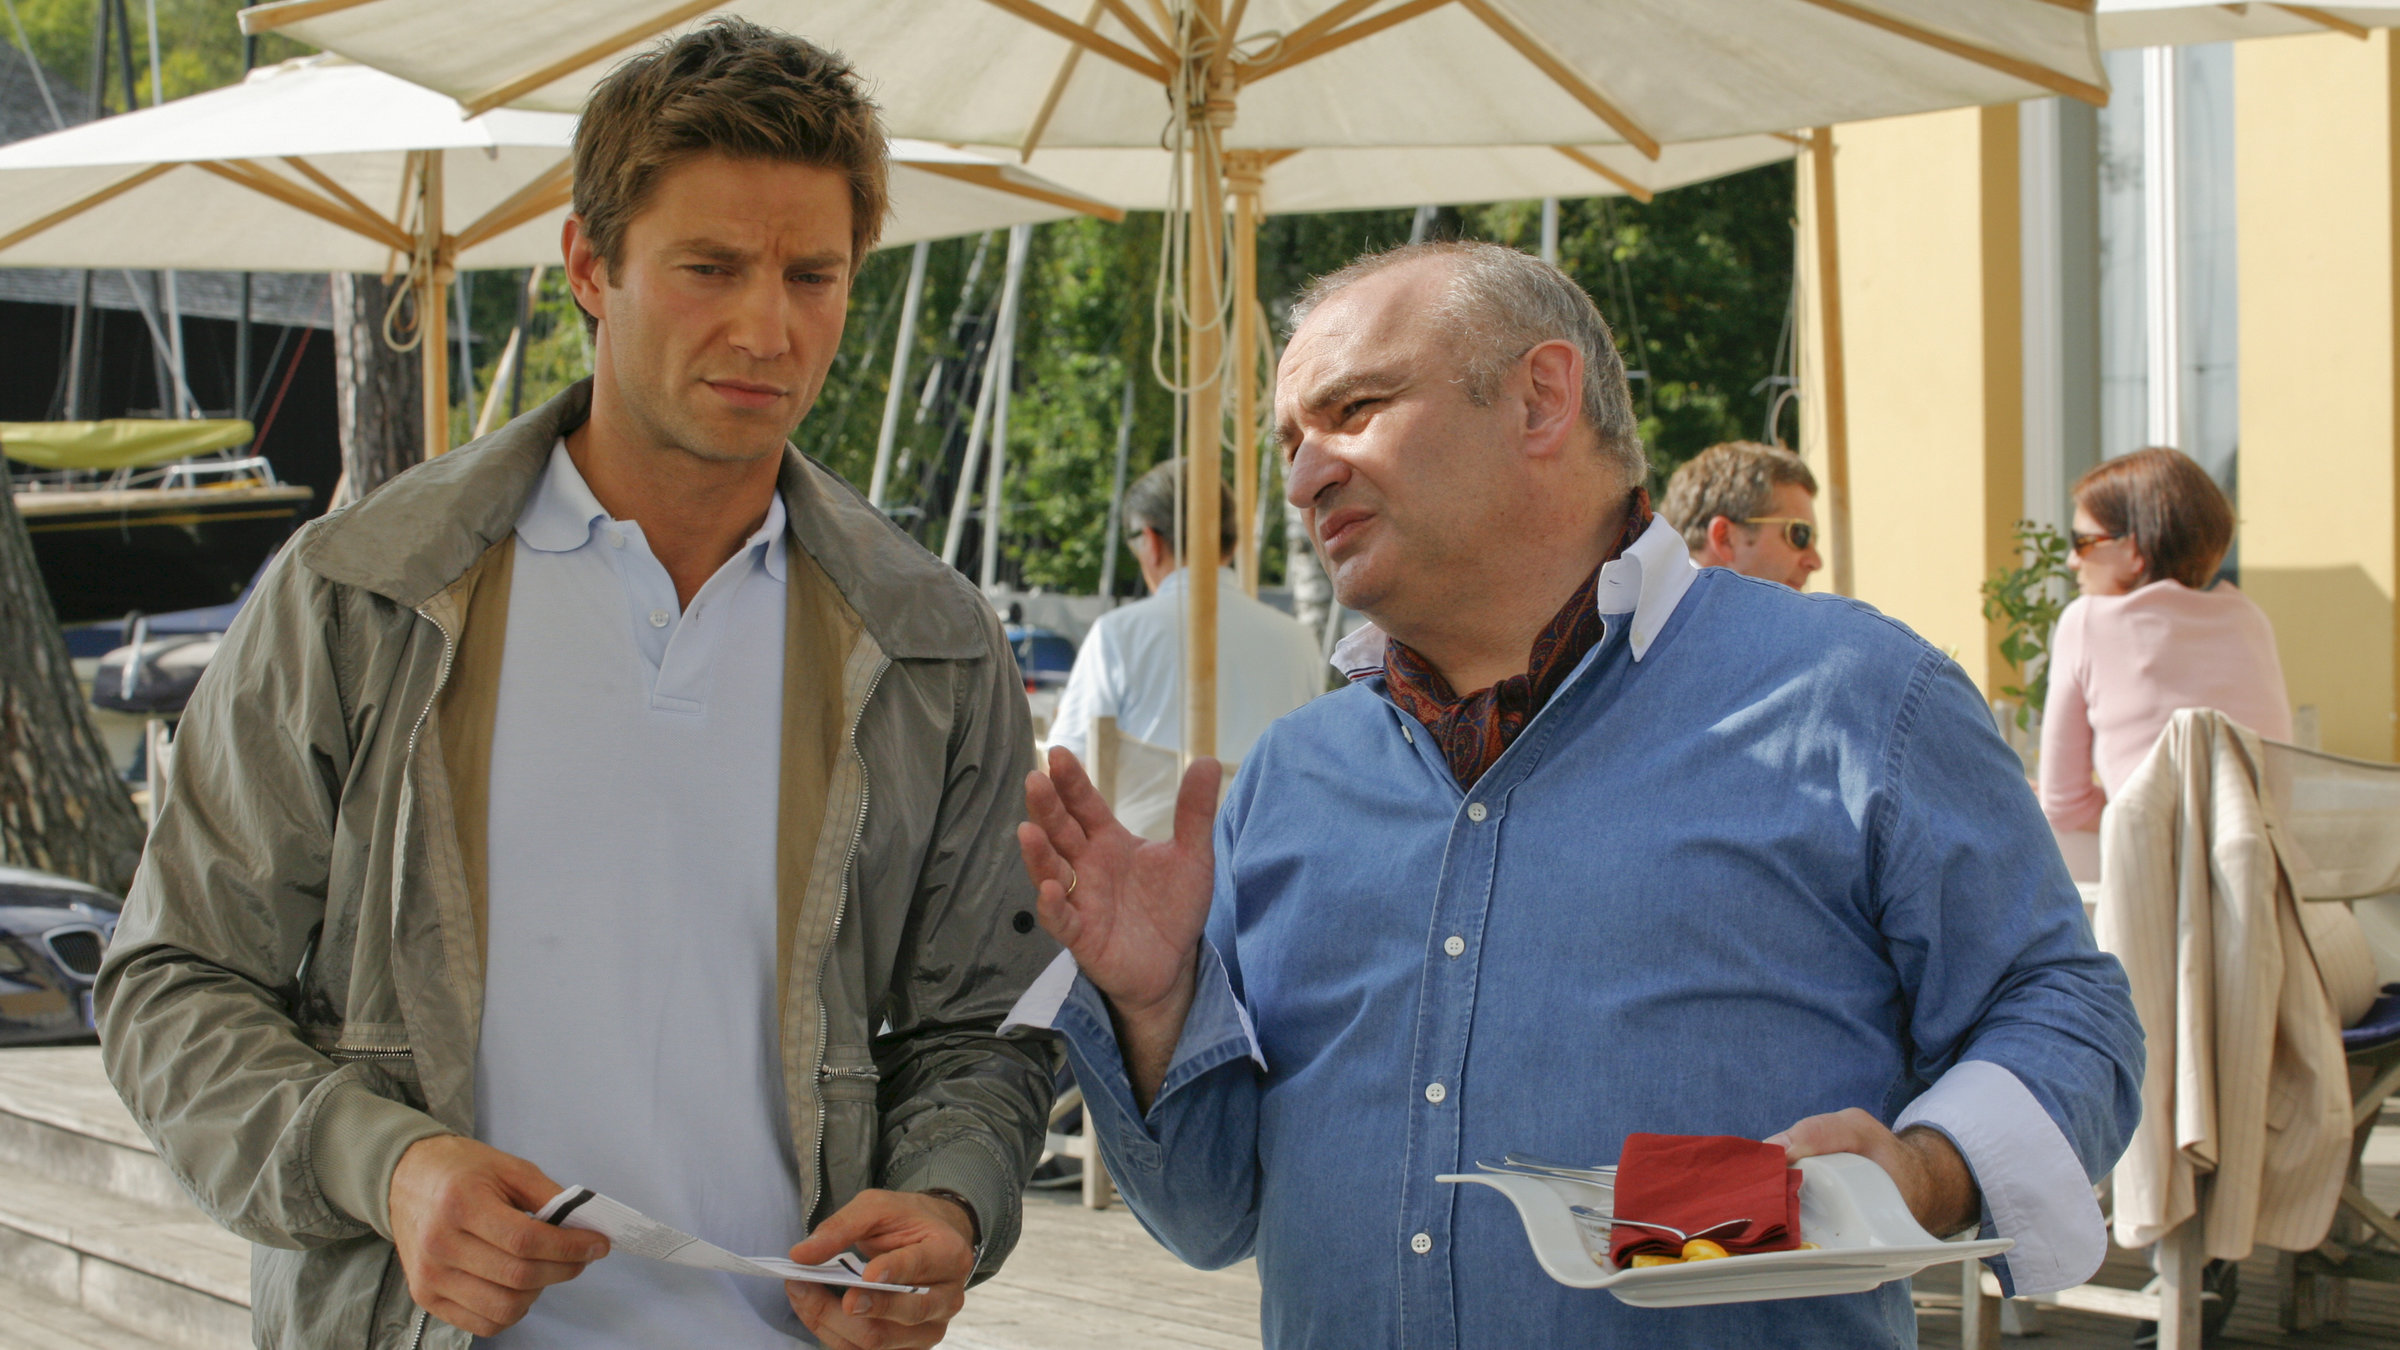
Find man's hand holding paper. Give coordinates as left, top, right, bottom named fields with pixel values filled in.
left=784, top=1189, right=976, bottom=1350
left=388, top=1136, right=609, bottom=1339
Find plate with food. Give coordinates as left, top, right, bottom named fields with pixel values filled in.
left=1437, top=1152, right=2011, bottom=1308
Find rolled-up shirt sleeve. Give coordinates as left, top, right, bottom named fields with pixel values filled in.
left=1897, top=1060, right=2107, bottom=1295
left=1874, top=648, right=2145, bottom=1296
left=1002, top=942, right=1269, bottom=1271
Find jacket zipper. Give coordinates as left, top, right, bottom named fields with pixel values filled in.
left=398, top=603, right=455, bottom=1350
left=406, top=605, right=458, bottom=762
left=811, top=657, right=890, bottom=1208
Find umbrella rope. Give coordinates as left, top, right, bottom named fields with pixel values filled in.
left=381, top=154, right=438, bottom=355
left=1148, top=1, right=1239, bottom=404
left=381, top=272, right=424, bottom=354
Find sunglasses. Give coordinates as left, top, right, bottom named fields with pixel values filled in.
left=1739, top=517, right=1814, bottom=552
left=2071, top=531, right=2119, bottom=557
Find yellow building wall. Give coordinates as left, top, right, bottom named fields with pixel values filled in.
left=1804, top=106, right=2022, bottom=693
left=2236, top=32, right=2400, bottom=761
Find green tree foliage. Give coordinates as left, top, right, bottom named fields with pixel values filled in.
left=14, top=0, right=311, bottom=110
left=803, top=164, right=1796, bottom=596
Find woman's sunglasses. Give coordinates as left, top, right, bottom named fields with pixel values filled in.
left=1740, top=517, right=1814, bottom=552
left=2071, top=531, right=2119, bottom=557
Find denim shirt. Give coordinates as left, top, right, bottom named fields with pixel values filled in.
left=1015, top=527, right=2144, bottom=1349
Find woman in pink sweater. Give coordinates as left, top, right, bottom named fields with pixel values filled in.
left=2040, top=448, right=2291, bottom=833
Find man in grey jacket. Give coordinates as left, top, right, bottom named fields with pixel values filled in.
left=96, top=22, right=1055, bottom=1350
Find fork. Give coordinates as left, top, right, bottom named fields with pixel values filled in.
left=1568, top=1205, right=1749, bottom=1244
left=1494, top=1153, right=1617, bottom=1180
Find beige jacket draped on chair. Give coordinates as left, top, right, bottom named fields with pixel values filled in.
left=2098, top=709, right=2380, bottom=1260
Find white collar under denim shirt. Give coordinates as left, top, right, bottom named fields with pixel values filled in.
left=1329, top=512, right=1702, bottom=679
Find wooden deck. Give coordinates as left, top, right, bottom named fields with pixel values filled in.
left=945, top=1189, right=1260, bottom=1349
left=951, top=1126, right=2400, bottom=1349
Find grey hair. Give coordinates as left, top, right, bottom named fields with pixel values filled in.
left=1659, top=440, right=1818, bottom=553
left=1122, top=457, right=1235, bottom=560
left=1288, top=240, right=1644, bottom=484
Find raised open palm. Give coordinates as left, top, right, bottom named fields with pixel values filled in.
left=1017, top=746, right=1222, bottom=1020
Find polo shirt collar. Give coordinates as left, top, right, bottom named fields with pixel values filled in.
left=516, top=441, right=606, bottom=553
left=516, top=439, right=788, bottom=580
left=1329, top=512, right=1699, bottom=679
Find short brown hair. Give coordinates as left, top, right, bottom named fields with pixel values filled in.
left=2072, top=447, right=2234, bottom=590
left=1289, top=241, right=1645, bottom=486
left=1123, top=458, right=1236, bottom=558
left=1660, top=441, right=1817, bottom=553
left=572, top=18, right=889, bottom=289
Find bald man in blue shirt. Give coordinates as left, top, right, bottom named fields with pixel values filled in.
left=1011, top=241, right=2142, bottom=1348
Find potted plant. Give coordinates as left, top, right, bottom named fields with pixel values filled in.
left=1981, top=520, right=2075, bottom=769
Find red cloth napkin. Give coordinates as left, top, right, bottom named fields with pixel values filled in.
left=1605, top=1133, right=1803, bottom=1265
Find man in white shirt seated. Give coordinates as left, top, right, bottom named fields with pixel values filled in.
left=1046, top=459, right=1324, bottom=774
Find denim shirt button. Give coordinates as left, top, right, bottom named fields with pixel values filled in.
left=1410, top=1232, right=1433, bottom=1255
left=1466, top=802, right=1488, bottom=823
left=1443, top=935, right=1465, bottom=958
left=1424, top=1081, right=1447, bottom=1104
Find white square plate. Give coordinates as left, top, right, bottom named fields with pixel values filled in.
left=1438, top=1152, right=2012, bottom=1307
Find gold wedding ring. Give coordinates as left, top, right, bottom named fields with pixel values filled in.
left=1064, top=868, right=1078, bottom=897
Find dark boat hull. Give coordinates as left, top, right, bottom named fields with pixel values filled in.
left=15, top=485, right=312, bottom=624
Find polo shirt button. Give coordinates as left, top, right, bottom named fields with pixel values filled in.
left=1411, top=1232, right=1433, bottom=1255
left=608, top=532, right=625, bottom=548
left=1467, top=802, right=1487, bottom=823
left=1443, top=935, right=1465, bottom=958
left=1424, top=1081, right=1446, bottom=1104
left=648, top=609, right=670, bottom=628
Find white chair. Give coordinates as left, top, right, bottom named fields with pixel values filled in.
left=1965, top=718, right=2388, bottom=1348
left=2257, top=739, right=2400, bottom=1330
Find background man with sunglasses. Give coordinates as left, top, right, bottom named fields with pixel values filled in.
left=1661, top=440, right=1824, bottom=589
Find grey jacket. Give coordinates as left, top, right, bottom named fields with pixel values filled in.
left=96, top=383, right=1059, bottom=1349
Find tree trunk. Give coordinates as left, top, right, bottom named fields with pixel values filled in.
left=330, top=272, right=423, bottom=508
left=0, top=458, right=147, bottom=892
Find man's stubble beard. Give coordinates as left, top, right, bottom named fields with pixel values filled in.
left=615, top=368, right=806, bottom=467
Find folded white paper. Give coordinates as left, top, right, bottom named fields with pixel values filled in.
left=533, top=1186, right=929, bottom=1294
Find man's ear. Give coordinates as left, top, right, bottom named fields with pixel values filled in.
left=1518, top=339, right=1583, bottom=456
left=562, top=215, right=607, bottom=326
left=1705, top=515, right=1738, bottom=564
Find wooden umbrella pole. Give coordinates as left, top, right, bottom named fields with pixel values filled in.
left=419, top=149, right=452, bottom=460
left=1226, top=149, right=1265, bottom=598
left=1806, top=126, right=1851, bottom=596
left=1182, top=58, right=1232, bottom=764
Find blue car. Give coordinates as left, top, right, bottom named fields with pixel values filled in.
left=1006, top=624, right=1077, bottom=693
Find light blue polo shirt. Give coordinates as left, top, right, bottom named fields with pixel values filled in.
left=474, top=443, right=807, bottom=1348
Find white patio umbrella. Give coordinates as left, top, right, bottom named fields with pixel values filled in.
left=1000, top=135, right=1799, bottom=217
left=978, top=132, right=1800, bottom=589
left=253, top=0, right=2108, bottom=758
left=2097, top=0, right=2400, bottom=47
left=0, top=55, right=1120, bottom=461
